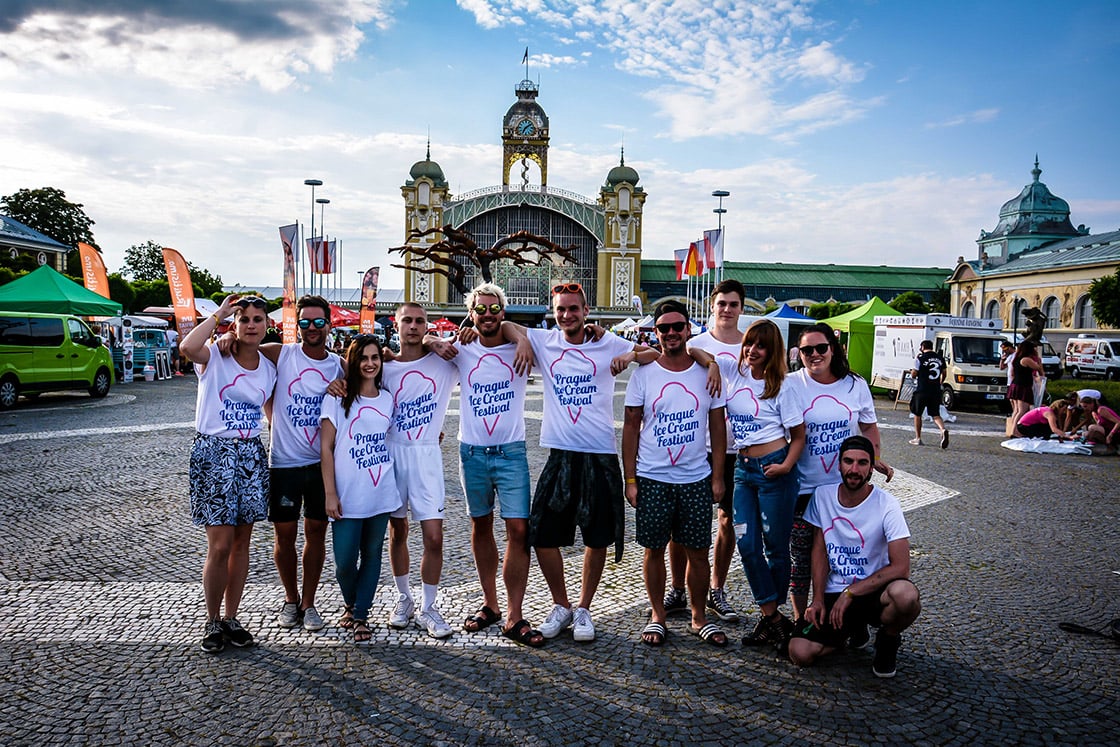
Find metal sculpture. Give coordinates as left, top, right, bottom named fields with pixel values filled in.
left=1022, top=307, right=1046, bottom=344
left=389, top=224, right=578, bottom=296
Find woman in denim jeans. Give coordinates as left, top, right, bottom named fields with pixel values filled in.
left=721, top=320, right=805, bottom=648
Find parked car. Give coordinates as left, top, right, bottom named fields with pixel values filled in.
left=0, top=312, right=114, bottom=409
left=1065, top=335, right=1120, bottom=380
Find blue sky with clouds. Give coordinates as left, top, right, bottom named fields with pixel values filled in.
left=1, top=0, right=1117, bottom=293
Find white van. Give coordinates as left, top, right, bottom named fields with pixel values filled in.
left=1064, top=335, right=1120, bottom=380
left=1005, top=334, right=1062, bottom=380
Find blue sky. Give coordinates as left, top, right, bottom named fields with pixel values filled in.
left=2, top=0, right=1117, bottom=294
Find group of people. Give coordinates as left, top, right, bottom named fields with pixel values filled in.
left=182, top=278, right=921, bottom=678
left=1012, top=387, right=1120, bottom=449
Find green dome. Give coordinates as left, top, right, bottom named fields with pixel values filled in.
left=408, top=143, right=446, bottom=186
left=606, top=149, right=639, bottom=187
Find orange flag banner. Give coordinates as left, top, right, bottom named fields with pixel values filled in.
left=359, top=266, right=380, bottom=335
left=77, top=242, right=111, bottom=299
left=162, top=247, right=197, bottom=336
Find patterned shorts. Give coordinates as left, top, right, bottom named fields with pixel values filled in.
left=189, top=433, right=270, bottom=527
left=634, top=476, right=713, bottom=550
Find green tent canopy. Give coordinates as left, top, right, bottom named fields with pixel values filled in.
left=819, top=297, right=903, bottom=380
left=0, top=265, right=122, bottom=316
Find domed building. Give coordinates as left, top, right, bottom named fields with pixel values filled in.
left=948, top=159, right=1119, bottom=345
left=399, top=77, right=645, bottom=316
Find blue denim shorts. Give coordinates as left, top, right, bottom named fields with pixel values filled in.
left=459, top=441, right=531, bottom=519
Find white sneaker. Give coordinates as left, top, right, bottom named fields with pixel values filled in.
left=301, top=606, right=325, bottom=632
left=388, top=593, right=415, bottom=629
left=538, top=604, right=573, bottom=639
left=572, top=607, right=595, bottom=642
left=417, top=605, right=453, bottom=639
left=277, top=600, right=301, bottom=628
left=908, top=438, right=922, bottom=446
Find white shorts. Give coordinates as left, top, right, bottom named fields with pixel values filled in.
left=390, top=442, right=446, bottom=521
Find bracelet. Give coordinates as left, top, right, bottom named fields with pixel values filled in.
left=844, top=588, right=854, bottom=598
left=706, top=360, right=718, bottom=368
left=625, top=478, right=637, bottom=485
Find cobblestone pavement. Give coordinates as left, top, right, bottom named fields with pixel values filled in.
left=1, top=375, right=1117, bottom=746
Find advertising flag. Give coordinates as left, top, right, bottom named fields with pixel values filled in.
left=704, top=228, right=724, bottom=270
left=359, top=266, right=380, bottom=335
left=77, top=241, right=111, bottom=299
left=279, top=223, right=298, bottom=344
left=161, top=247, right=197, bottom=336
left=673, top=248, right=688, bottom=280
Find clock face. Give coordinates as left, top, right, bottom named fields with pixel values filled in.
left=516, top=118, right=536, bottom=136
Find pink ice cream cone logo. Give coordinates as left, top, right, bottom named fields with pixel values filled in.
left=468, top=353, right=515, bottom=436
left=653, top=382, right=699, bottom=465
left=395, top=370, right=438, bottom=440
left=348, top=406, right=390, bottom=486
left=549, top=349, right=597, bottom=425
left=288, top=367, right=331, bottom=447
left=804, top=394, right=853, bottom=474
left=218, top=374, right=266, bottom=438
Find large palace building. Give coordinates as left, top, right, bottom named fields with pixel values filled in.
left=400, top=77, right=644, bottom=317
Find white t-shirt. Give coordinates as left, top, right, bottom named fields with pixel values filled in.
left=382, top=353, right=458, bottom=445
left=786, top=369, right=877, bottom=492
left=194, top=342, right=277, bottom=438
left=269, top=344, right=344, bottom=467
left=321, top=392, right=401, bottom=519
left=452, top=341, right=528, bottom=446
left=529, top=328, right=634, bottom=454
left=624, top=360, right=725, bottom=483
left=803, top=484, right=911, bottom=593
left=720, top=360, right=803, bottom=449
left=691, top=331, right=741, bottom=454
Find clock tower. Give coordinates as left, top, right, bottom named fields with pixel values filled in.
left=502, top=79, right=549, bottom=187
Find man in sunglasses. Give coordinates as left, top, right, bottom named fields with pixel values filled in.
left=219, top=294, right=342, bottom=632
left=622, top=300, right=729, bottom=647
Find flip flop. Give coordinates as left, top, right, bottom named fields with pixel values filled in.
left=502, top=619, right=546, bottom=648
left=463, top=605, right=502, bottom=632
left=641, top=621, right=667, bottom=647
left=691, top=622, right=728, bottom=647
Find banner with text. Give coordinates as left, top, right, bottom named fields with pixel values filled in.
left=77, top=242, right=111, bottom=299
left=280, top=223, right=299, bottom=344
left=161, top=247, right=197, bottom=336
left=359, top=266, right=380, bottom=335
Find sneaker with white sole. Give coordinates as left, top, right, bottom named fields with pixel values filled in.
left=940, top=429, right=950, bottom=449
left=663, top=587, right=689, bottom=615
left=538, top=604, right=573, bottom=639
left=706, top=588, right=740, bottom=622
left=908, top=438, right=923, bottom=446
left=301, top=606, right=325, bottom=632
left=872, top=630, right=902, bottom=678
left=221, top=617, right=254, bottom=648
left=388, top=593, right=415, bottom=629
left=417, top=605, right=453, bottom=639
left=201, top=620, right=225, bottom=654
left=277, top=600, right=301, bottom=628
left=572, top=607, right=595, bottom=642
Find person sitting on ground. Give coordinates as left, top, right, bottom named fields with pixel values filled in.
left=908, top=340, right=949, bottom=448
left=1013, top=403, right=1067, bottom=441
left=1075, top=394, right=1120, bottom=452
left=787, top=436, right=920, bottom=678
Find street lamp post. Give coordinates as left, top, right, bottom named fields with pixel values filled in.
left=712, top=189, right=729, bottom=285
left=317, top=197, right=330, bottom=301
left=304, top=179, right=323, bottom=295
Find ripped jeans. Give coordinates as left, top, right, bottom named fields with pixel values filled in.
left=732, top=445, right=799, bottom=607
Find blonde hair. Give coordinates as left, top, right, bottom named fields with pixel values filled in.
left=467, top=282, right=508, bottom=309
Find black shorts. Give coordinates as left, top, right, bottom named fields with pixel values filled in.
left=269, top=463, right=328, bottom=523
left=909, top=389, right=941, bottom=418
left=708, top=452, right=735, bottom=516
left=791, top=580, right=918, bottom=648
left=531, top=450, right=622, bottom=551
left=1017, top=421, right=1053, bottom=439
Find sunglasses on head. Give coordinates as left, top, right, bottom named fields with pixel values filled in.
left=655, top=321, right=687, bottom=334
left=471, top=303, right=503, bottom=315
left=799, top=343, right=831, bottom=356
left=234, top=296, right=267, bottom=309
left=298, top=318, right=328, bottom=329
left=551, top=282, right=583, bottom=295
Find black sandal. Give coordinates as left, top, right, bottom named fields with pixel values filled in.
left=353, top=619, right=371, bottom=643
left=463, top=605, right=501, bottom=632
left=339, top=604, right=355, bottom=629
left=502, top=619, right=546, bottom=648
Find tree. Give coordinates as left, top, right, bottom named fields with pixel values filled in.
left=108, top=274, right=137, bottom=314
left=930, top=284, right=951, bottom=313
left=0, top=187, right=97, bottom=249
left=120, top=240, right=224, bottom=297
left=1088, top=268, right=1120, bottom=329
left=890, top=291, right=930, bottom=315
left=807, top=301, right=856, bottom=320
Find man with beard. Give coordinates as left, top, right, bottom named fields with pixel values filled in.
left=622, top=300, right=728, bottom=647
left=787, top=435, right=921, bottom=678
left=249, top=295, right=343, bottom=631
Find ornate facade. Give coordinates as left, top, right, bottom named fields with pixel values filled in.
left=401, top=78, right=644, bottom=312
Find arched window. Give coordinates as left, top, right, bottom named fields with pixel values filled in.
left=960, top=301, right=975, bottom=318
left=1075, top=295, right=1097, bottom=329
left=984, top=299, right=1000, bottom=320
left=1042, top=296, right=1060, bottom=328
left=1010, top=298, right=1028, bottom=330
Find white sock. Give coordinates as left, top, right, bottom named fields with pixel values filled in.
left=422, top=583, right=438, bottom=612
left=394, top=575, right=411, bottom=599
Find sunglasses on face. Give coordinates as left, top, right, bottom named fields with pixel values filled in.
left=471, top=303, right=503, bottom=315
left=656, top=321, right=688, bottom=334
left=551, top=282, right=583, bottom=295
left=234, top=296, right=267, bottom=309
left=799, top=343, right=831, bottom=356
left=298, top=318, right=328, bottom=329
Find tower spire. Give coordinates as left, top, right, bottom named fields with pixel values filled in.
left=1032, top=154, right=1041, bottom=182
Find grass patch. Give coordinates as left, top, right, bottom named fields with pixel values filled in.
left=1047, top=378, right=1120, bottom=404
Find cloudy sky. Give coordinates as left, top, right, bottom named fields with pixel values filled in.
left=2, top=0, right=1118, bottom=294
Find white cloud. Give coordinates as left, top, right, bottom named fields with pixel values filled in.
left=924, top=108, right=1000, bottom=129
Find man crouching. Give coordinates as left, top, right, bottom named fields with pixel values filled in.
left=787, top=435, right=921, bottom=677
